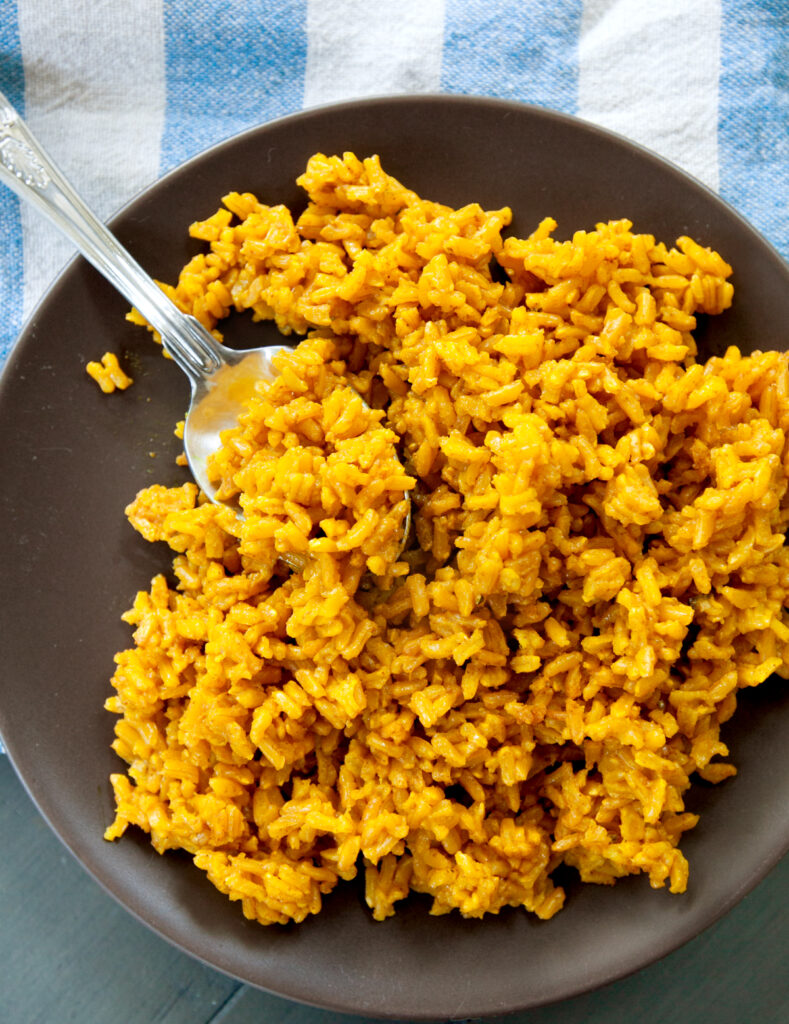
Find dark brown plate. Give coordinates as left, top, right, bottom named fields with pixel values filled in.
left=1, top=96, right=788, bottom=1021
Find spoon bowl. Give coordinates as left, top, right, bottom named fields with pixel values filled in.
left=183, top=343, right=282, bottom=501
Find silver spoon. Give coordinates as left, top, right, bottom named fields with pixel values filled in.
left=0, top=90, right=410, bottom=556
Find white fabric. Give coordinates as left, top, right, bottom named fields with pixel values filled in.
left=303, top=0, right=446, bottom=108
left=17, top=0, right=166, bottom=320
left=578, top=0, right=721, bottom=190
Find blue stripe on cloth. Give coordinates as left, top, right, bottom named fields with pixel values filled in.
left=440, top=0, right=583, bottom=113
left=161, top=0, right=308, bottom=173
left=0, top=0, right=25, bottom=369
left=719, top=1, right=789, bottom=263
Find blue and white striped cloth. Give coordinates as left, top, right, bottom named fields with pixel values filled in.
left=0, top=0, right=787, bottom=754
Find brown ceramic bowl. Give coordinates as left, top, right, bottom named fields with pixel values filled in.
left=1, top=97, right=788, bottom=1020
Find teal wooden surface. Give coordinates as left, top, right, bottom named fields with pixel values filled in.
left=2, top=754, right=787, bottom=1024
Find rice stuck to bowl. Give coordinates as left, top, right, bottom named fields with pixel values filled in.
left=104, top=152, right=789, bottom=925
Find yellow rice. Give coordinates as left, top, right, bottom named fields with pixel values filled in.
left=105, top=152, right=789, bottom=926
left=86, top=350, right=133, bottom=393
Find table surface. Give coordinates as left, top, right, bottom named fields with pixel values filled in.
left=2, top=754, right=787, bottom=1024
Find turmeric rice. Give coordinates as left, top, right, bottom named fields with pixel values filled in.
left=86, top=350, right=133, bottom=393
left=105, top=152, right=789, bottom=926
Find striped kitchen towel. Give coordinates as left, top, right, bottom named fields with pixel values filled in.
left=0, top=0, right=787, bottom=752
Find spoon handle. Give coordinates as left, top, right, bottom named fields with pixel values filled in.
left=0, top=89, right=223, bottom=383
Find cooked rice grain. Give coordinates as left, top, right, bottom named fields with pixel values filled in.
left=86, top=350, right=133, bottom=393
left=106, top=152, right=789, bottom=926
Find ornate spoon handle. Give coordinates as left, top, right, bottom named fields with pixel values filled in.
left=0, top=89, right=222, bottom=382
